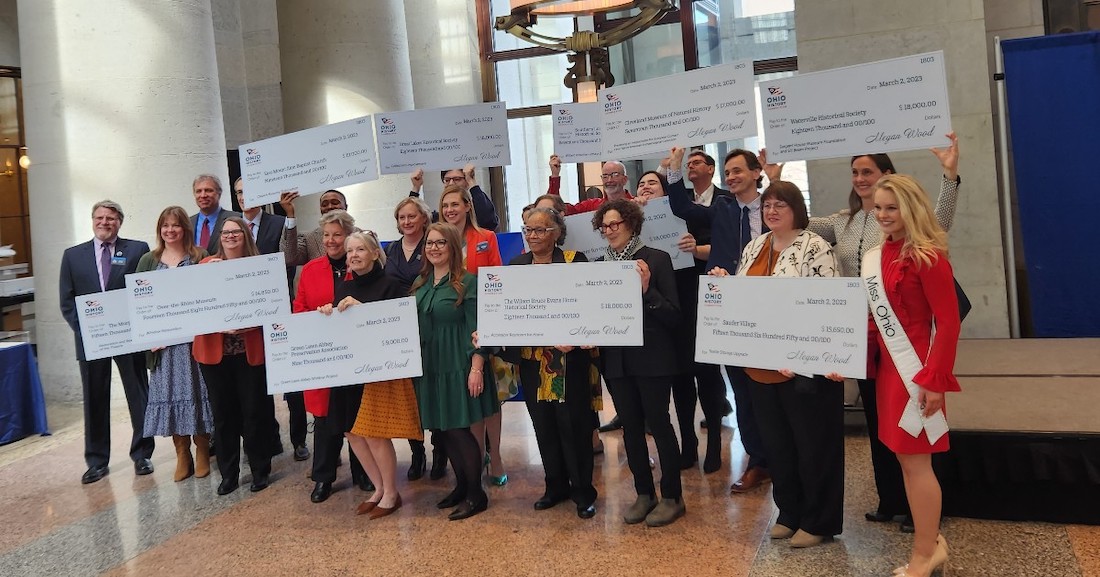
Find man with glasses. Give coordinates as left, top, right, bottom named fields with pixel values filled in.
left=60, top=200, right=154, bottom=484
left=546, top=155, right=634, bottom=215
left=189, top=174, right=240, bottom=254
left=408, top=164, right=500, bottom=231
left=665, top=145, right=773, bottom=495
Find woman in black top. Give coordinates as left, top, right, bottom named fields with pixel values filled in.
left=591, top=199, right=685, bottom=527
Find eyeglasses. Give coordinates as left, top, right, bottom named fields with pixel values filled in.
left=597, top=219, right=625, bottom=233
left=220, top=229, right=245, bottom=237
left=442, top=176, right=466, bottom=184
left=522, top=226, right=558, bottom=237
left=762, top=202, right=791, bottom=212
left=424, top=239, right=448, bottom=248
left=600, top=172, right=623, bottom=180
left=686, top=159, right=709, bottom=167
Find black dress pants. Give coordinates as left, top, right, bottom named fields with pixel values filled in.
left=606, top=376, right=682, bottom=499
left=520, top=364, right=597, bottom=507
left=79, top=353, right=154, bottom=467
left=199, top=355, right=272, bottom=481
left=727, top=366, right=768, bottom=470
left=310, top=415, right=365, bottom=484
left=748, top=375, right=845, bottom=537
left=284, top=391, right=307, bottom=448
left=858, top=378, right=909, bottom=516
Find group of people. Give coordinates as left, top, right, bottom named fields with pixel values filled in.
left=62, top=135, right=963, bottom=572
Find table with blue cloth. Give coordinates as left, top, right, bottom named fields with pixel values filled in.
left=0, top=342, right=50, bottom=445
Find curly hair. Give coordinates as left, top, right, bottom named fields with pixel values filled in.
left=591, top=198, right=643, bottom=237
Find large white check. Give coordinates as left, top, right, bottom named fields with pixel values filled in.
left=760, top=51, right=952, bottom=162
left=76, top=289, right=189, bottom=361
left=477, top=262, right=643, bottom=347
left=239, top=116, right=378, bottom=207
left=695, top=276, right=867, bottom=378
left=553, top=103, right=602, bottom=163
left=126, top=253, right=291, bottom=344
left=375, top=102, right=510, bottom=174
left=264, top=296, right=422, bottom=394
left=561, top=197, right=693, bottom=270
left=601, top=60, right=756, bottom=159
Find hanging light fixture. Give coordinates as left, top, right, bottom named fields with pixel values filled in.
left=496, top=0, right=675, bottom=89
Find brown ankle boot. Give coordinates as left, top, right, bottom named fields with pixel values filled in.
left=173, top=435, right=194, bottom=482
left=193, top=434, right=211, bottom=478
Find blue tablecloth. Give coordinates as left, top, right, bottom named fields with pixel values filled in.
left=0, top=342, right=50, bottom=444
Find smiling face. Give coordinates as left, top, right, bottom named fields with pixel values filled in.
left=397, top=202, right=426, bottom=238
left=319, top=191, right=347, bottom=215
left=193, top=178, right=221, bottom=214
left=92, top=207, right=121, bottom=242
left=160, top=214, right=184, bottom=246
left=852, top=156, right=890, bottom=202
left=600, top=209, right=632, bottom=251
left=440, top=191, right=469, bottom=228
left=523, top=211, right=560, bottom=257
left=873, top=186, right=906, bottom=240
left=724, top=154, right=761, bottom=198
left=322, top=222, right=348, bottom=259
left=424, top=229, right=451, bottom=268
left=219, top=220, right=245, bottom=253
left=762, top=198, right=795, bottom=234
left=345, top=235, right=377, bottom=275
left=601, top=162, right=629, bottom=199
left=637, top=173, right=665, bottom=199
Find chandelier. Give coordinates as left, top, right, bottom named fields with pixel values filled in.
left=495, top=0, right=676, bottom=89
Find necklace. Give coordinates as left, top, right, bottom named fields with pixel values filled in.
left=856, top=211, right=872, bottom=275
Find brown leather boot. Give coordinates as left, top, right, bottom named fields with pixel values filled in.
left=193, top=434, right=211, bottom=478
left=173, top=435, right=194, bottom=482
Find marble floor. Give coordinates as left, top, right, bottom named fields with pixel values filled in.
left=1, top=397, right=1097, bottom=577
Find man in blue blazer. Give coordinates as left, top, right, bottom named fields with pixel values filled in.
left=59, top=200, right=155, bottom=484
left=189, top=174, right=240, bottom=254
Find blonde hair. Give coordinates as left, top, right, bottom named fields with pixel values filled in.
left=345, top=230, right=385, bottom=268
left=875, top=174, right=947, bottom=268
left=393, top=197, right=431, bottom=236
left=439, top=184, right=479, bottom=232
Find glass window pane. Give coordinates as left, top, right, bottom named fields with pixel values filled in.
left=609, top=23, right=684, bottom=85
left=495, top=53, right=574, bottom=107
left=717, top=0, right=796, bottom=62
left=503, top=116, right=579, bottom=232
left=0, top=78, right=18, bottom=145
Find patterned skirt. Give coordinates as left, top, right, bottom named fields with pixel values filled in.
left=350, top=378, right=424, bottom=441
left=143, top=343, right=214, bottom=437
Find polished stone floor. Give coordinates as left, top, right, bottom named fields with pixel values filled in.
left=1, top=396, right=1096, bottom=577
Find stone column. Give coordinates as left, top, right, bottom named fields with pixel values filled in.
left=20, top=0, right=229, bottom=402
left=278, top=0, right=415, bottom=236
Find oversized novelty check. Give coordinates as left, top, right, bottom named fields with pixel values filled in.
left=126, top=253, right=291, bottom=344
left=760, top=51, right=952, bottom=162
left=695, top=276, right=867, bottom=378
left=552, top=103, right=603, bottom=163
left=76, top=289, right=189, bottom=361
left=600, top=60, right=756, bottom=159
left=263, top=296, right=422, bottom=394
left=477, top=261, right=643, bottom=347
left=239, top=116, right=378, bottom=207
left=375, top=102, right=510, bottom=174
left=561, top=197, right=693, bottom=270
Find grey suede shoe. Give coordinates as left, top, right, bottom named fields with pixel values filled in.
left=645, top=497, right=686, bottom=527
left=623, top=494, right=658, bottom=524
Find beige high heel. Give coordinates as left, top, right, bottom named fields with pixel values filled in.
left=894, top=535, right=948, bottom=576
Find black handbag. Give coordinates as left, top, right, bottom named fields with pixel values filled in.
left=954, top=277, right=971, bottom=321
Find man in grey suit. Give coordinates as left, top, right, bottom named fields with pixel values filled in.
left=189, top=174, right=240, bottom=254
left=59, top=200, right=155, bottom=484
left=234, top=178, right=309, bottom=462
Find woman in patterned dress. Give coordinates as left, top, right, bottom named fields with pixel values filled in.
left=137, top=206, right=213, bottom=482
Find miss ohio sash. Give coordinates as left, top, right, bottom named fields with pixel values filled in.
left=862, top=246, right=949, bottom=445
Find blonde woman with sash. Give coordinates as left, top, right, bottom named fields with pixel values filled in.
left=862, top=174, right=961, bottom=577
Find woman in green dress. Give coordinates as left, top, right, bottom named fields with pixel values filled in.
left=412, top=222, right=498, bottom=521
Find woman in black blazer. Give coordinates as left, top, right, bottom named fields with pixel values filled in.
left=591, top=199, right=685, bottom=527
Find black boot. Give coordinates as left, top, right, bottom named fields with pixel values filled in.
left=408, top=441, right=427, bottom=481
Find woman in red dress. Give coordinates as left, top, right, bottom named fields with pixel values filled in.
left=866, top=174, right=961, bottom=577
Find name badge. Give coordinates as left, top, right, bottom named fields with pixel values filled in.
left=476, top=241, right=489, bottom=253
left=111, top=256, right=127, bottom=266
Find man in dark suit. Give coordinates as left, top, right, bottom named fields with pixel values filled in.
left=234, top=178, right=309, bottom=463
left=189, top=174, right=240, bottom=254
left=59, top=200, right=155, bottom=484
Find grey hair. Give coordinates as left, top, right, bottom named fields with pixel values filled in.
left=319, top=209, right=356, bottom=235
left=346, top=230, right=385, bottom=268
left=603, top=159, right=627, bottom=177
left=91, top=200, right=125, bottom=223
left=193, top=174, right=223, bottom=193
left=524, top=206, right=568, bottom=246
